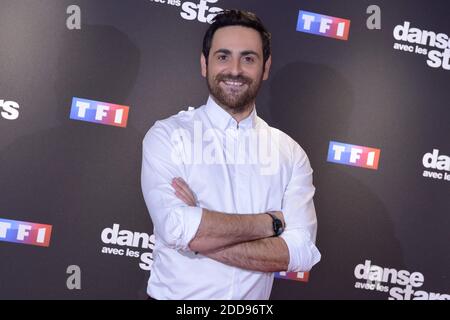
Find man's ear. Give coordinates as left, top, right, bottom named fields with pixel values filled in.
left=262, top=55, right=272, bottom=81
left=201, top=54, right=207, bottom=78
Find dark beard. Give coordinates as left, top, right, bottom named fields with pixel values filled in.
left=207, top=72, right=262, bottom=114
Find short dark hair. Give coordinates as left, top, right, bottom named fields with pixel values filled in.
left=202, top=10, right=272, bottom=65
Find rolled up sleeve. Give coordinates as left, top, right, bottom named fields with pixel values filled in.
left=279, top=143, right=321, bottom=272
left=141, top=121, right=202, bottom=252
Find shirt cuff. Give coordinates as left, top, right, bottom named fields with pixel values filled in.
left=172, top=206, right=203, bottom=252
left=280, top=229, right=321, bottom=272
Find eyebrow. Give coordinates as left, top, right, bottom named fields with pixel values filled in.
left=213, top=49, right=261, bottom=58
left=240, top=50, right=260, bottom=58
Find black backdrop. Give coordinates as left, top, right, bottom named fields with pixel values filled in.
left=0, top=0, right=449, bottom=299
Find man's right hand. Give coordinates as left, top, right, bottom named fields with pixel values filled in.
left=270, top=211, right=286, bottom=230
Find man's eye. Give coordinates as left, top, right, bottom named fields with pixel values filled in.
left=217, top=55, right=228, bottom=61
left=243, top=56, right=255, bottom=63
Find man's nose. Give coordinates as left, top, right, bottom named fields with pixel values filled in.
left=229, top=58, right=243, bottom=76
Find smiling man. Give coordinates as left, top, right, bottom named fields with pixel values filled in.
left=141, top=10, right=321, bottom=300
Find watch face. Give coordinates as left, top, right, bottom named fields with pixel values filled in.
left=274, top=219, right=283, bottom=235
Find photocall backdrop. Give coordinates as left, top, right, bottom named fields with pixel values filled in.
left=0, top=0, right=449, bottom=300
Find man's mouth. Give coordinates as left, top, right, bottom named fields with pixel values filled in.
left=220, top=80, right=247, bottom=89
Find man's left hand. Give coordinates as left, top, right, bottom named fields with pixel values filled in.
left=172, top=177, right=197, bottom=206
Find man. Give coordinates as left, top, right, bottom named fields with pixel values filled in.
left=141, top=10, right=320, bottom=300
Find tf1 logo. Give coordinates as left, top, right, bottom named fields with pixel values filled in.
left=0, top=218, right=52, bottom=247
left=296, top=10, right=351, bottom=40
left=70, top=97, right=129, bottom=128
left=276, top=271, right=310, bottom=283
left=327, top=141, right=381, bottom=170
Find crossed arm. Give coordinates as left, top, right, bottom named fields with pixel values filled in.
left=142, top=124, right=320, bottom=274
left=172, top=177, right=289, bottom=272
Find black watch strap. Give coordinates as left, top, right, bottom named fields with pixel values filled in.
left=265, top=212, right=283, bottom=237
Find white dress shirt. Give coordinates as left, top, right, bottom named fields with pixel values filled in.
left=141, top=96, right=321, bottom=300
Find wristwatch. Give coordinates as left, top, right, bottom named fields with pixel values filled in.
left=265, top=212, right=284, bottom=236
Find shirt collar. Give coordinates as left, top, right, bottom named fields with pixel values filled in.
left=205, top=96, right=257, bottom=130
